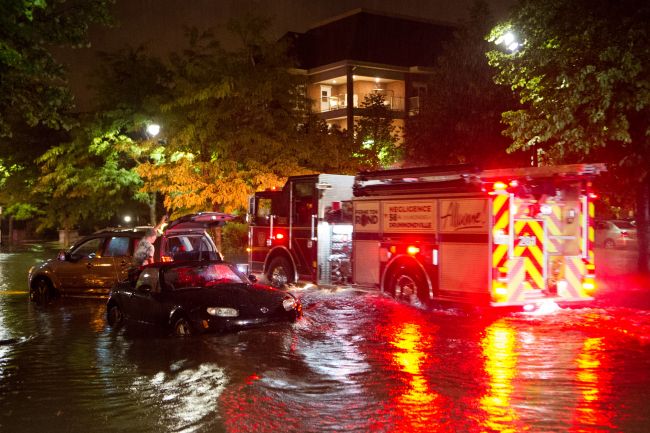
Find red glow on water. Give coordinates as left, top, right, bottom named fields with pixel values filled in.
left=480, top=320, right=523, bottom=432
left=570, top=337, right=615, bottom=431
left=373, top=309, right=448, bottom=432
left=246, top=373, right=260, bottom=384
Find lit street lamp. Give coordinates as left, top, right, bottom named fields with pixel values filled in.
left=146, top=123, right=160, bottom=137
left=495, top=31, right=520, bottom=52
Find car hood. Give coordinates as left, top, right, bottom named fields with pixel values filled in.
left=165, top=282, right=294, bottom=305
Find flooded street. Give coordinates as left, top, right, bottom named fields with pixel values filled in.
left=1, top=245, right=650, bottom=432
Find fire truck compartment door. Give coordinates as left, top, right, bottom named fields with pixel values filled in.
left=513, top=219, right=547, bottom=291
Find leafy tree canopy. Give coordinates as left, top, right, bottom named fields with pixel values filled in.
left=353, top=92, right=400, bottom=170
left=404, top=0, right=527, bottom=169
left=0, top=0, right=113, bottom=138
left=487, top=0, right=649, bottom=167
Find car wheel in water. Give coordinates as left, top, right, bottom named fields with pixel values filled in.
left=604, top=239, right=615, bottom=248
left=107, top=304, right=124, bottom=328
left=267, top=256, right=292, bottom=288
left=31, top=278, right=53, bottom=305
left=173, top=317, right=193, bottom=337
left=387, top=266, right=428, bottom=308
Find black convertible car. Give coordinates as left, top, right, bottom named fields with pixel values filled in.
left=106, top=261, right=301, bottom=336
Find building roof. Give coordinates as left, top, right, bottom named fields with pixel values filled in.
left=284, top=9, right=457, bottom=70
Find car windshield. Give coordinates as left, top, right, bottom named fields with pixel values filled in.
left=164, top=263, right=246, bottom=290
left=613, top=221, right=635, bottom=229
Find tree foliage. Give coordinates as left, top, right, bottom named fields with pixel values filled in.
left=404, top=0, right=527, bottom=169
left=353, top=92, right=400, bottom=170
left=35, top=118, right=143, bottom=230
left=0, top=0, right=113, bottom=138
left=137, top=15, right=350, bottom=214
left=487, top=0, right=650, bottom=270
left=487, top=0, right=649, bottom=164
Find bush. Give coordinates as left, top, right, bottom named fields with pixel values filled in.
left=221, top=222, right=248, bottom=263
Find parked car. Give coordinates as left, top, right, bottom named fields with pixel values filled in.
left=28, top=212, right=233, bottom=303
left=106, top=260, right=301, bottom=336
left=594, top=219, right=637, bottom=249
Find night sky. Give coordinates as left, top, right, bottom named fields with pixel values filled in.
left=57, top=0, right=515, bottom=110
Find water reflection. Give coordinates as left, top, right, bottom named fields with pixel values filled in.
left=572, top=337, right=614, bottom=432
left=385, top=316, right=441, bottom=432
left=480, top=319, right=520, bottom=433
left=1, top=246, right=650, bottom=433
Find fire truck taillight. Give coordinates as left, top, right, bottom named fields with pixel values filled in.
left=161, top=255, right=173, bottom=263
left=275, top=233, right=285, bottom=240
left=582, top=262, right=596, bottom=292
left=493, top=181, right=508, bottom=191
left=406, top=246, right=420, bottom=255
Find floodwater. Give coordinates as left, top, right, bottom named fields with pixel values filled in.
left=1, top=244, right=650, bottom=433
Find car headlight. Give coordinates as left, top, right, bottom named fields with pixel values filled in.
left=282, top=296, right=297, bottom=311
left=207, top=307, right=239, bottom=317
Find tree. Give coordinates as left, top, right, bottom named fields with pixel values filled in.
left=487, top=0, right=650, bottom=270
left=353, top=92, right=400, bottom=170
left=34, top=117, right=144, bottom=231
left=138, top=16, right=325, bottom=214
left=404, top=0, right=527, bottom=169
left=0, top=0, right=113, bottom=138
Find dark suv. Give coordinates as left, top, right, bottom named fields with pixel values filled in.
left=28, top=212, right=232, bottom=303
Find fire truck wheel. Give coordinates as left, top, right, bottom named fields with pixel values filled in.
left=387, top=266, right=427, bottom=307
left=267, top=256, right=293, bottom=288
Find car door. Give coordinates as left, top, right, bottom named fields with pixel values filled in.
left=102, top=235, right=133, bottom=283
left=130, top=267, right=167, bottom=325
left=54, top=237, right=106, bottom=294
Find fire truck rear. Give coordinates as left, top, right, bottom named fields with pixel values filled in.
left=248, top=164, right=605, bottom=307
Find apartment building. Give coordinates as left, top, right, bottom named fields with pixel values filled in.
left=285, top=9, right=456, bottom=132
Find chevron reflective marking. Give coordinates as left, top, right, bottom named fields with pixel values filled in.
left=588, top=201, right=595, bottom=262
left=493, top=244, right=508, bottom=268
left=545, top=205, right=562, bottom=253
left=565, top=256, right=587, bottom=298
left=491, top=194, right=511, bottom=269
left=506, top=258, right=526, bottom=302
left=513, top=219, right=546, bottom=290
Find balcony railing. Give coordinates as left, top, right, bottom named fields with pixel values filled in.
left=318, top=93, right=405, bottom=113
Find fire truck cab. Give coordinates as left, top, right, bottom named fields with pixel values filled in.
left=248, top=174, right=355, bottom=287
left=248, top=163, right=605, bottom=308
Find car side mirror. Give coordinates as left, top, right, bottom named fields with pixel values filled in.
left=57, top=251, right=71, bottom=261
left=248, top=274, right=258, bottom=283
left=137, top=284, right=152, bottom=294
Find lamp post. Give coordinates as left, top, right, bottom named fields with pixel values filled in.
left=146, top=123, right=161, bottom=225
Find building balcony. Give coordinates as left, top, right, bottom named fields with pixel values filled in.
left=317, top=92, right=405, bottom=113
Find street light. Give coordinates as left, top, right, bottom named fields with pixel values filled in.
left=495, top=31, right=520, bottom=52
left=146, top=123, right=160, bottom=137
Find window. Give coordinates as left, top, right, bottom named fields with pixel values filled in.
left=104, top=236, right=130, bottom=257
left=164, top=264, right=244, bottom=290
left=256, top=198, right=272, bottom=225
left=71, top=238, right=103, bottom=259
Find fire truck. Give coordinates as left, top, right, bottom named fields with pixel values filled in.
left=247, top=163, right=606, bottom=307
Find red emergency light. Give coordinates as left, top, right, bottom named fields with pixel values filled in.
left=406, top=246, right=420, bottom=255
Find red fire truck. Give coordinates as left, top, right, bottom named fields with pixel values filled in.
left=247, top=163, right=605, bottom=307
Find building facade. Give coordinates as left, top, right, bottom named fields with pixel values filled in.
left=286, top=9, right=456, bottom=132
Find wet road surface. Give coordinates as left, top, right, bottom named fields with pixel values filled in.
left=1, top=244, right=650, bottom=432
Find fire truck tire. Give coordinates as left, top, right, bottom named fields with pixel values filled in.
left=267, top=256, right=293, bottom=288
left=387, top=266, right=428, bottom=307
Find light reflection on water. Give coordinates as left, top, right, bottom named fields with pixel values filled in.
left=0, top=248, right=650, bottom=432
